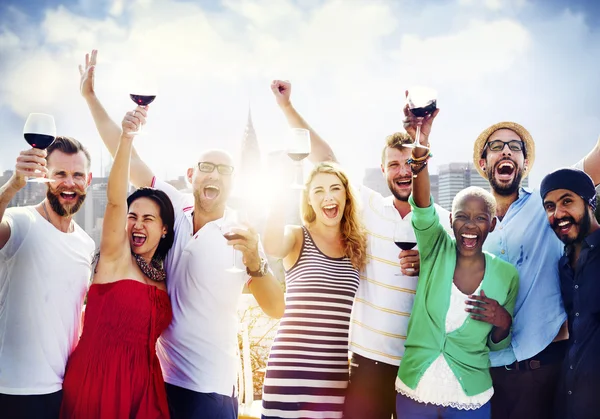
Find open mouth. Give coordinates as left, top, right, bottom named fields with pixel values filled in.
left=555, top=219, right=573, bottom=235
left=460, top=233, right=479, bottom=249
left=322, top=204, right=339, bottom=219
left=60, top=191, right=77, bottom=201
left=203, top=185, right=220, bottom=200
left=132, top=232, right=147, bottom=247
left=495, top=161, right=516, bottom=181
left=395, top=178, right=412, bottom=189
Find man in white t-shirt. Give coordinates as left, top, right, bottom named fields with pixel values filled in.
left=271, top=80, right=451, bottom=419
left=80, top=50, right=285, bottom=419
left=0, top=137, right=95, bottom=419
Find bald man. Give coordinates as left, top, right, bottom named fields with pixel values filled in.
left=79, top=50, right=284, bottom=419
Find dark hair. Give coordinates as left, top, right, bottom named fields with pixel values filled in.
left=127, top=187, right=176, bottom=261
left=381, top=132, right=413, bottom=164
left=46, top=136, right=92, bottom=169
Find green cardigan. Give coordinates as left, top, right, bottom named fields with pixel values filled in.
left=397, top=197, right=519, bottom=397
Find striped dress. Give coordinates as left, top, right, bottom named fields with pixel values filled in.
left=262, top=227, right=360, bottom=419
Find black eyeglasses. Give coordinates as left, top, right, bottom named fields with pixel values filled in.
left=486, top=140, right=524, bottom=152
left=197, top=162, right=234, bottom=175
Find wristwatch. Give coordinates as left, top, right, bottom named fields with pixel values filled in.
left=247, top=258, right=268, bottom=277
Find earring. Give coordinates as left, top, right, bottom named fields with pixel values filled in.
left=161, top=234, right=166, bottom=239
left=482, top=167, right=486, bottom=171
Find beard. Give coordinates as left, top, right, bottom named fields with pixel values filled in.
left=489, top=162, right=524, bottom=197
left=46, top=187, right=87, bottom=217
left=387, top=178, right=411, bottom=202
left=553, top=211, right=591, bottom=246
left=192, top=188, right=227, bottom=214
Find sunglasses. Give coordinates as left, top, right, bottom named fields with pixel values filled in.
left=197, top=162, right=234, bottom=175
left=486, top=140, right=524, bottom=152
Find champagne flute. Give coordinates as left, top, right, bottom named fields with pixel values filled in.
left=405, top=86, right=437, bottom=149
left=221, top=209, right=248, bottom=273
left=393, top=223, right=417, bottom=276
left=23, top=113, right=56, bottom=183
left=129, top=80, right=157, bottom=135
left=286, top=128, right=311, bottom=189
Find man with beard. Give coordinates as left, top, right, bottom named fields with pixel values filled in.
left=79, top=50, right=284, bottom=419
left=0, top=137, right=94, bottom=419
left=270, top=80, right=451, bottom=419
left=473, top=122, right=600, bottom=419
left=540, top=168, right=600, bottom=419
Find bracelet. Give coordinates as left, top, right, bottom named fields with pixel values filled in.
left=411, top=160, right=428, bottom=178
left=408, top=151, right=433, bottom=164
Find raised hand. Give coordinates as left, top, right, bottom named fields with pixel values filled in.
left=79, top=49, right=98, bottom=99
left=225, top=225, right=262, bottom=273
left=271, top=80, right=292, bottom=108
left=402, top=90, right=440, bottom=146
left=121, top=107, right=148, bottom=138
left=465, top=289, right=512, bottom=331
left=13, top=149, right=48, bottom=187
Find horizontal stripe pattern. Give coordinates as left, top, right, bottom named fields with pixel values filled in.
left=262, top=227, right=359, bottom=418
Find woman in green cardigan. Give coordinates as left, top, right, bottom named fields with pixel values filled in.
left=395, top=104, right=519, bottom=419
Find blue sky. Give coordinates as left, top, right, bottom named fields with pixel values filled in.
left=1, top=0, right=599, bottom=187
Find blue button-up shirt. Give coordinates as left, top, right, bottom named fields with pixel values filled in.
left=484, top=188, right=567, bottom=367
left=555, top=228, right=600, bottom=419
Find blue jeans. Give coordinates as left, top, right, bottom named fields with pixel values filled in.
left=396, top=392, right=491, bottom=419
left=165, top=383, right=238, bottom=419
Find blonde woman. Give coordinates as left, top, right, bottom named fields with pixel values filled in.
left=262, top=162, right=367, bottom=419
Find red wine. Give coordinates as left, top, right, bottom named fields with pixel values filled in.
left=130, top=94, right=156, bottom=106
left=395, top=241, right=416, bottom=250
left=287, top=152, right=309, bottom=162
left=24, top=133, right=55, bottom=149
left=224, top=232, right=244, bottom=241
left=410, top=101, right=437, bottom=118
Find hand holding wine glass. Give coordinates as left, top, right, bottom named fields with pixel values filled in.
left=403, top=87, right=439, bottom=149
left=11, top=149, right=49, bottom=189
left=393, top=223, right=419, bottom=276
left=122, top=107, right=148, bottom=138
left=221, top=209, right=252, bottom=273
left=129, top=79, right=156, bottom=135
left=22, top=113, right=56, bottom=183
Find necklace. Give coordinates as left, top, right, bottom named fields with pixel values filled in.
left=133, top=254, right=166, bottom=282
left=42, top=202, right=74, bottom=233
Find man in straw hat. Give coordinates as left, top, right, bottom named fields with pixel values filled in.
left=473, top=122, right=600, bottom=419
left=539, top=168, right=600, bottom=419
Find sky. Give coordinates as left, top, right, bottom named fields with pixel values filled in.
left=1, top=0, right=599, bottom=189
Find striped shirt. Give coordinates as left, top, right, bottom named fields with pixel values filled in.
left=349, top=185, right=451, bottom=366
left=262, top=227, right=360, bottom=419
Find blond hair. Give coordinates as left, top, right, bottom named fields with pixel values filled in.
left=381, top=132, right=413, bottom=164
left=301, top=162, right=367, bottom=271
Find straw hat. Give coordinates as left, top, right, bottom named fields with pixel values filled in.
left=472, top=121, right=535, bottom=179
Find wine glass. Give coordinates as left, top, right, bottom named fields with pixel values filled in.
left=23, top=113, right=56, bottom=183
left=221, top=209, right=248, bottom=273
left=129, top=82, right=157, bottom=135
left=286, top=128, right=311, bottom=189
left=393, top=223, right=417, bottom=276
left=405, top=86, right=437, bottom=149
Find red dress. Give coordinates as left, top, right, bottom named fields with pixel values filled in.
left=61, top=280, right=172, bottom=419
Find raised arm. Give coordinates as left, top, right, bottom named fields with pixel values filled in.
left=98, top=112, right=139, bottom=265
left=79, top=50, right=154, bottom=188
left=0, top=149, right=48, bottom=249
left=271, top=80, right=337, bottom=164
left=402, top=95, right=439, bottom=208
left=581, top=136, right=600, bottom=186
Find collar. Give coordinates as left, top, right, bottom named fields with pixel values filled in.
left=562, top=227, right=600, bottom=259
left=520, top=186, right=533, bottom=195
left=184, top=206, right=229, bottom=230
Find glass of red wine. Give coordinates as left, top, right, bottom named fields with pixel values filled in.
left=287, top=128, right=311, bottom=189
left=129, top=87, right=156, bottom=135
left=405, top=86, right=437, bottom=149
left=393, top=223, right=417, bottom=276
left=221, top=209, right=248, bottom=273
left=23, top=113, right=56, bottom=183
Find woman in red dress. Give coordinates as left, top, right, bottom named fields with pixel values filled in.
left=60, top=107, right=175, bottom=418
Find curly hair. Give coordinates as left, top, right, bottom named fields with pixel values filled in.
left=301, top=162, right=367, bottom=271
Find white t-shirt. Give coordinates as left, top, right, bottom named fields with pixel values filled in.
left=349, top=185, right=451, bottom=366
left=153, top=179, right=264, bottom=396
left=0, top=207, right=94, bottom=395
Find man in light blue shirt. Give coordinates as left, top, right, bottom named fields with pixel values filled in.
left=473, top=121, right=600, bottom=419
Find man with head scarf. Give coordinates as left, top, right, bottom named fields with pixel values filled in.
left=473, top=122, right=600, bottom=419
left=540, top=168, right=600, bottom=419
